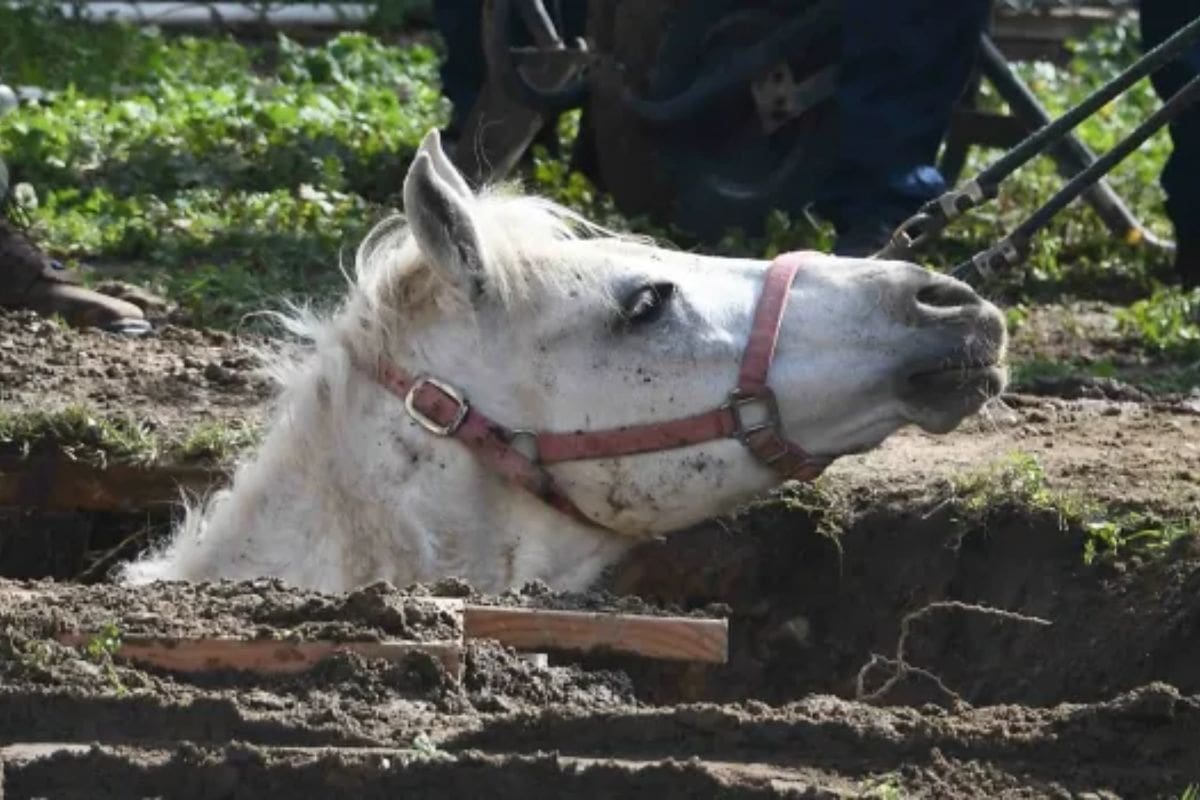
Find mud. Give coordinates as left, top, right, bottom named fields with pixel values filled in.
left=3, top=309, right=1200, bottom=797
left=469, top=579, right=731, bottom=619
left=0, top=309, right=271, bottom=431
left=3, top=684, right=1198, bottom=798
left=606, top=489, right=1200, bottom=709
left=0, top=578, right=462, bottom=642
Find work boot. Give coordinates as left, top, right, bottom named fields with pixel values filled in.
left=0, top=218, right=151, bottom=335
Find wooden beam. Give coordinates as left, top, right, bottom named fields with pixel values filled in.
left=462, top=605, right=728, bottom=664
left=55, top=634, right=463, bottom=681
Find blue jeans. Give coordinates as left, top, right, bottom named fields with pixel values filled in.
left=815, top=0, right=991, bottom=248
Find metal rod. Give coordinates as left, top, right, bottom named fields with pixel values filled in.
left=877, top=13, right=1200, bottom=258
left=977, top=14, right=1200, bottom=189
left=951, top=72, right=1200, bottom=284
left=976, top=33, right=1164, bottom=247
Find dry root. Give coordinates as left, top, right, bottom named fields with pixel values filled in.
left=854, top=600, right=1051, bottom=708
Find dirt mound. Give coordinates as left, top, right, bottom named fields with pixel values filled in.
left=0, top=309, right=270, bottom=431
left=4, top=684, right=1198, bottom=798
left=1, top=578, right=462, bottom=642
left=607, top=491, right=1200, bottom=709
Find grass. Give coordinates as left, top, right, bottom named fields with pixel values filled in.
left=0, top=405, right=160, bottom=466
left=0, top=404, right=259, bottom=466
left=0, top=7, right=1196, bottom=391
left=949, top=452, right=1195, bottom=565
left=1009, top=355, right=1200, bottom=396
left=1, top=4, right=446, bottom=329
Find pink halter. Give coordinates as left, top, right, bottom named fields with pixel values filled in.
left=374, top=251, right=830, bottom=528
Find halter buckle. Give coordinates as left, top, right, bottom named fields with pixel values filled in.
left=405, top=376, right=469, bottom=436
left=725, top=388, right=783, bottom=444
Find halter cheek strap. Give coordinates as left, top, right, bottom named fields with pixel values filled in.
left=373, top=251, right=831, bottom=529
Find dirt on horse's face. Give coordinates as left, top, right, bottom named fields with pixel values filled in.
left=121, top=130, right=1007, bottom=593
left=402, top=131, right=1007, bottom=535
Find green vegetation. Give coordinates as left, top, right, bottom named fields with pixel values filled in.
left=84, top=621, right=127, bottom=695
left=950, top=452, right=1194, bottom=565
left=858, top=774, right=906, bottom=800
left=0, top=7, right=1195, bottom=391
left=1117, top=287, right=1200, bottom=361
left=0, top=405, right=159, bottom=466
left=0, top=404, right=259, bottom=466
left=84, top=621, right=121, bottom=661
left=1, top=2, right=445, bottom=328
left=1010, top=355, right=1200, bottom=396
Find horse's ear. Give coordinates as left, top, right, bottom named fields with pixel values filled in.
left=422, top=128, right=475, bottom=200
left=403, top=131, right=486, bottom=299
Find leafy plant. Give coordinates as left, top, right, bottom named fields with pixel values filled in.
left=84, top=621, right=121, bottom=661
left=84, top=621, right=127, bottom=694
left=1117, top=288, right=1200, bottom=361
left=1082, top=516, right=1193, bottom=566
left=951, top=452, right=1196, bottom=565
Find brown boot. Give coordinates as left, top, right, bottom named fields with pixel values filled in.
left=0, top=219, right=150, bottom=335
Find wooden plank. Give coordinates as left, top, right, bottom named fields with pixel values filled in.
left=55, top=634, right=463, bottom=681
left=462, top=605, right=728, bottom=664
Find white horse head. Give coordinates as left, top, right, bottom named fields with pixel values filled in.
left=123, top=130, right=1006, bottom=593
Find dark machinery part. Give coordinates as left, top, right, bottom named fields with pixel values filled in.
left=457, top=0, right=1182, bottom=251
left=587, top=0, right=839, bottom=240
left=452, top=0, right=590, bottom=187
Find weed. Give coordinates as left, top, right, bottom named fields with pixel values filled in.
left=0, top=405, right=159, bottom=467
left=84, top=621, right=127, bottom=695
left=84, top=621, right=121, bottom=661
left=0, top=405, right=260, bottom=466
left=858, top=774, right=906, bottom=800
left=949, top=452, right=1196, bottom=565
left=1179, top=784, right=1199, bottom=800
left=1082, top=515, right=1194, bottom=566
left=176, top=420, right=261, bottom=464
left=1116, top=288, right=1200, bottom=361
left=951, top=452, right=1082, bottom=523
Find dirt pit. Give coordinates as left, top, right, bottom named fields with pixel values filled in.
left=3, top=494, right=1200, bottom=797
left=2, top=312, right=1200, bottom=797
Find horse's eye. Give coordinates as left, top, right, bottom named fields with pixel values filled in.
left=620, top=282, right=675, bottom=326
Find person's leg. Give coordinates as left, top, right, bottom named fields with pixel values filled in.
left=1140, top=0, right=1200, bottom=287
left=817, top=0, right=991, bottom=255
left=0, top=155, right=148, bottom=334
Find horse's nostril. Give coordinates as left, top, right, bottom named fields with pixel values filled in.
left=916, top=278, right=980, bottom=310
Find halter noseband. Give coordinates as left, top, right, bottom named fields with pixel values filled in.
left=373, top=251, right=831, bottom=528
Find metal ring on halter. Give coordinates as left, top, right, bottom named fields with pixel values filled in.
left=723, top=388, right=783, bottom=445
left=404, top=376, right=469, bottom=436
left=507, top=429, right=541, bottom=462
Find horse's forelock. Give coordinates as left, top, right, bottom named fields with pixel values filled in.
left=353, top=189, right=637, bottom=319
